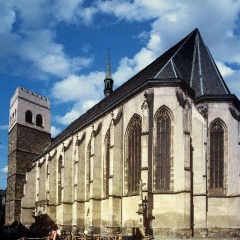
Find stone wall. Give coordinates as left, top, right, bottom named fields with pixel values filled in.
left=21, top=85, right=240, bottom=238
left=6, top=124, right=51, bottom=225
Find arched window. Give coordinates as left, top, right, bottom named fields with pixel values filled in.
left=36, top=114, right=43, bottom=127
left=125, top=114, right=142, bottom=194
left=154, top=107, right=172, bottom=191
left=58, top=156, right=63, bottom=204
left=209, top=119, right=225, bottom=190
left=103, top=129, right=110, bottom=197
left=25, top=110, right=33, bottom=123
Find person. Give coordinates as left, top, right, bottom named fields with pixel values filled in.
left=57, top=228, right=61, bottom=237
left=48, top=224, right=59, bottom=240
left=66, top=230, right=73, bottom=240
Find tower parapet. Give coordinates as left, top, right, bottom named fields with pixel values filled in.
left=9, top=87, right=50, bottom=133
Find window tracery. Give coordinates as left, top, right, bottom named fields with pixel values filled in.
left=154, top=107, right=172, bottom=191
left=209, top=119, right=225, bottom=191
left=125, top=114, right=142, bottom=194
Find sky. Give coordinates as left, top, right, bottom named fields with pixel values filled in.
left=1, top=0, right=240, bottom=190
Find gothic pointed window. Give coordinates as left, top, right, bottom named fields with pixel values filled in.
left=25, top=110, right=33, bottom=123
left=209, top=119, right=225, bottom=191
left=36, top=114, right=43, bottom=127
left=154, top=107, right=172, bottom=191
left=103, top=129, right=110, bottom=197
left=125, top=114, right=142, bottom=194
left=58, top=155, right=63, bottom=204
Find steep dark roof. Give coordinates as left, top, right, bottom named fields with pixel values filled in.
left=155, top=29, right=230, bottom=96
left=50, top=28, right=231, bottom=149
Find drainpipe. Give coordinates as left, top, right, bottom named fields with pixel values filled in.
left=205, top=113, right=209, bottom=236
left=190, top=137, right=194, bottom=238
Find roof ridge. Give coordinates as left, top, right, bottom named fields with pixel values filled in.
left=154, top=28, right=198, bottom=78
left=196, top=32, right=204, bottom=95
left=205, top=44, right=230, bottom=94
left=189, top=32, right=198, bottom=88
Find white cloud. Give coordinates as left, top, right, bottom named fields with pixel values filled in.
left=53, top=0, right=97, bottom=25
left=215, top=61, right=240, bottom=99
left=82, top=100, right=99, bottom=112
left=52, top=72, right=105, bottom=125
left=51, top=126, right=62, bottom=138
left=224, top=70, right=240, bottom=99
left=216, top=61, right=235, bottom=78
left=55, top=109, right=81, bottom=126
left=53, top=0, right=83, bottom=23
left=0, top=1, right=96, bottom=79
left=16, top=30, right=93, bottom=78
left=54, top=98, right=100, bottom=126
left=1, top=166, right=8, bottom=174
left=0, top=2, right=16, bottom=34
left=0, top=125, right=8, bottom=130
left=51, top=72, right=105, bottom=103
left=113, top=44, right=159, bottom=86
left=96, top=0, right=171, bottom=21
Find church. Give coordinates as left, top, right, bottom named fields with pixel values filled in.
left=5, top=29, right=240, bottom=239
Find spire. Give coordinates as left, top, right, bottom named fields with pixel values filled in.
left=106, top=48, right=112, bottom=79
left=104, top=48, right=114, bottom=97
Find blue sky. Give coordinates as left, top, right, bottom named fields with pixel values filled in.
left=1, top=0, right=240, bottom=189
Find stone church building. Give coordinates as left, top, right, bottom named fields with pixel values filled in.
left=5, top=29, right=240, bottom=238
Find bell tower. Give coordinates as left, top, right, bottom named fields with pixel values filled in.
left=5, top=87, right=51, bottom=224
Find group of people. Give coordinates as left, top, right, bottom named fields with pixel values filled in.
left=0, top=221, right=49, bottom=239
left=0, top=221, right=71, bottom=240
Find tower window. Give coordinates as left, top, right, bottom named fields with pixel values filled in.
left=36, top=114, right=43, bottom=127
left=25, top=110, right=33, bottom=124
